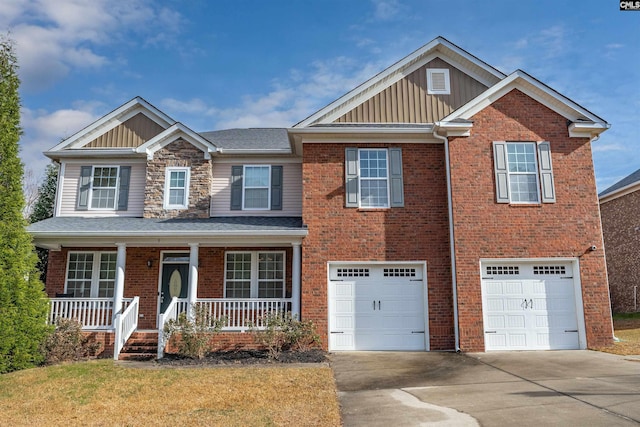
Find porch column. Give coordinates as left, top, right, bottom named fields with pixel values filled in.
left=113, top=243, right=126, bottom=320
left=188, top=243, right=199, bottom=320
left=291, top=243, right=301, bottom=319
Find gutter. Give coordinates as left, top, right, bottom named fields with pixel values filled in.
left=433, top=127, right=461, bottom=352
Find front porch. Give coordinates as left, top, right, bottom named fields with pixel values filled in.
left=48, top=296, right=294, bottom=359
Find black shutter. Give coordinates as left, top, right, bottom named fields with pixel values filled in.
left=271, top=166, right=283, bottom=210
left=230, top=166, right=243, bottom=210
left=117, top=166, right=131, bottom=211
left=77, top=166, right=92, bottom=210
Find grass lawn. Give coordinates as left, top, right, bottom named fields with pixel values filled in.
left=595, top=312, right=640, bottom=356
left=0, top=360, right=341, bottom=426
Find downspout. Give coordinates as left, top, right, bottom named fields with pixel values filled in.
left=433, top=127, right=460, bottom=352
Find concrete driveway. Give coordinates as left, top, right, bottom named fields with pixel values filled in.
left=330, top=351, right=640, bottom=426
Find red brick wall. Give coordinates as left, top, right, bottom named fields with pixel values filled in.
left=600, top=190, right=640, bottom=313
left=301, top=143, right=454, bottom=350
left=449, top=89, right=613, bottom=350
left=46, top=246, right=293, bottom=330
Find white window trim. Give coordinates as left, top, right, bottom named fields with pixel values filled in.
left=224, top=251, right=286, bottom=299
left=65, top=251, right=117, bottom=298
left=242, top=165, right=271, bottom=211
left=88, top=165, right=120, bottom=211
left=506, top=142, right=541, bottom=204
left=357, top=148, right=391, bottom=209
left=427, top=68, right=451, bottom=95
left=163, top=167, right=190, bottom=210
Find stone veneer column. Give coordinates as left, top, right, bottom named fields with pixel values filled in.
left=143, top=138, right=212, bottom=219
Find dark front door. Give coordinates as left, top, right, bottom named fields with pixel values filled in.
left=160, top=263, right=189, bottom=314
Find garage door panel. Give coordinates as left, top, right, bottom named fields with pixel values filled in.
left=482, top=261, right=581, bottom=351
left=329, top=263, right=426, bottom=351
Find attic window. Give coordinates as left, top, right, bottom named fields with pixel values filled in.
left=427, top=68, right=450, bottom=95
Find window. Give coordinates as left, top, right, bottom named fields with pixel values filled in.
left=77, top=165, right=131, bottom=211
left=224, top=251, right=285, bottom=298
left=493, top=141, right=555, bottom=204
left=427, top=68, right=451, bottom=95
left=164, top=167, right=190, bottom=209
left=345, top=147, right=404, bottom=208
left=91, top=166, right=119, bottom=209
left=66, top=252, right=117, bottom=297
left=230, top=165, right=283, bottom=211
left=507, top=143, right=539, bottom=203
left=359, top=149, right=389, bottom=208
left=243, top=165, right=270, bottom=210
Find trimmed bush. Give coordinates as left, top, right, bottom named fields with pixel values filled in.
left=163, top=304, right=227, bottom=359
left=41, top=319, right=102, bottom=365
left=251, top=312, right=320, bottom=360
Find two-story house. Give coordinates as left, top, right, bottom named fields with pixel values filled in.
left=29, top=37, right=613, bottom=358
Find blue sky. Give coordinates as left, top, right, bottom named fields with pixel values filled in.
left=3, top=0, right=638, bottom=191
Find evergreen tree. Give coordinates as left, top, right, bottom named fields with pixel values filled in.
left=0, top=36, right=51, bottom=373
left=29, top=162, right=58, bottom=282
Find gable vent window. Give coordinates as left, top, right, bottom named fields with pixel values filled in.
left=427, top=68, right=451, bottom=95
left=533, top=265, right=566, bottom=275
left=486, top=266, right=519, bottom=275
left=336, top=268, right=370, bottom=277
left=383, top=268, right=417, bottom=277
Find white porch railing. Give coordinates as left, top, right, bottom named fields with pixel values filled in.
left=48, top=298, right=132, bottom=329
left=113, top=297, right=139, bottom=360
left=197, top=298, right=292, bottom=331
left=157, top=297, right=179, bottom=359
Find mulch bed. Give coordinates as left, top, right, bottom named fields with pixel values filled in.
left=155, top=349, right=328, bottom=366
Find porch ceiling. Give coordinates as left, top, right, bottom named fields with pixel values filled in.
left=28, top=216, right=307, bottom=249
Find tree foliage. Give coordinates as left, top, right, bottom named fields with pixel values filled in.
left=0, top=36, right=51, bottom=373
left=29, top=162, right=58, bottom=282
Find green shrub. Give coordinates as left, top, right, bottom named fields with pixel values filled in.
left=163, top=304, right=227, bottom=359
left=251, top=312, right=320, bottom=360
left=41, top=319, right=102, bottom=365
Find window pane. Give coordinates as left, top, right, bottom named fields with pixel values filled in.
left=244, top=188, right=269, bottom=209
left=258, top=253, right=284, bottom=299
left=245, top=166, right=270, bottom=187
left=510, top=175, right=539, bottom=203
left=66, top=253, right=94, bottom=297
left=169, top=188, right=185, bottom=205
left=98, top=253, right=116, bottom=297
left=360, top=179, right=389, bottom=208
left=226, top=253, right=252, bottom=298
left=170, top=171, right=185, bottom=187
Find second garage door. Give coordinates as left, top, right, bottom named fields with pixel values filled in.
left=328, top=263, right=427, bottom=351
left=481, top=261, right=584, bottom=351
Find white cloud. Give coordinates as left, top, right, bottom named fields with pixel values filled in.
left=591, top=142, right=627, bottom=153
left=3, top=0, right=184, bottom=92
left=371, top=0, right=403, bottom=21
left=19, top=105, right=100, bottom=178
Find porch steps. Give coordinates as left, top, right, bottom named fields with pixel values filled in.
left=118, top=331, right=158, bottom=361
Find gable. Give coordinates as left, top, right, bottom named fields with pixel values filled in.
left=85, top=113, right=165, bottom=149
left=335, top=58, right=488, bottom=124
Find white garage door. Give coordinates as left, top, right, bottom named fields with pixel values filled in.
left=481, top=262, right=583, bottom=351
left=328, top=263, right=427, bottom=351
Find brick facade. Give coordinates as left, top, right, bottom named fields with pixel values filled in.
left=301, top=143, right=454, bottom=350
left=144, top=138, right=212, bottom=218
left=600, top=190, right=640, bottom=313
left=449, top=89, right=613, bottom=350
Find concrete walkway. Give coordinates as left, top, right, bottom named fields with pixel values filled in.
left=330, top=351, right=640, bottom=426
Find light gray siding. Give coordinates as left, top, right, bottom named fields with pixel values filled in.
left=59, top=161, right=146, bottom=217
left=211, top=161, right=302, bottom=216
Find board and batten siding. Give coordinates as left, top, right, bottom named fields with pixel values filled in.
left=335, top=58, right=487, bottom=124
left=59, top=162, right=145, bottom=217
left=85, top=113, right=165, bottom=148
left=211, top=162, right=302, bottom=216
